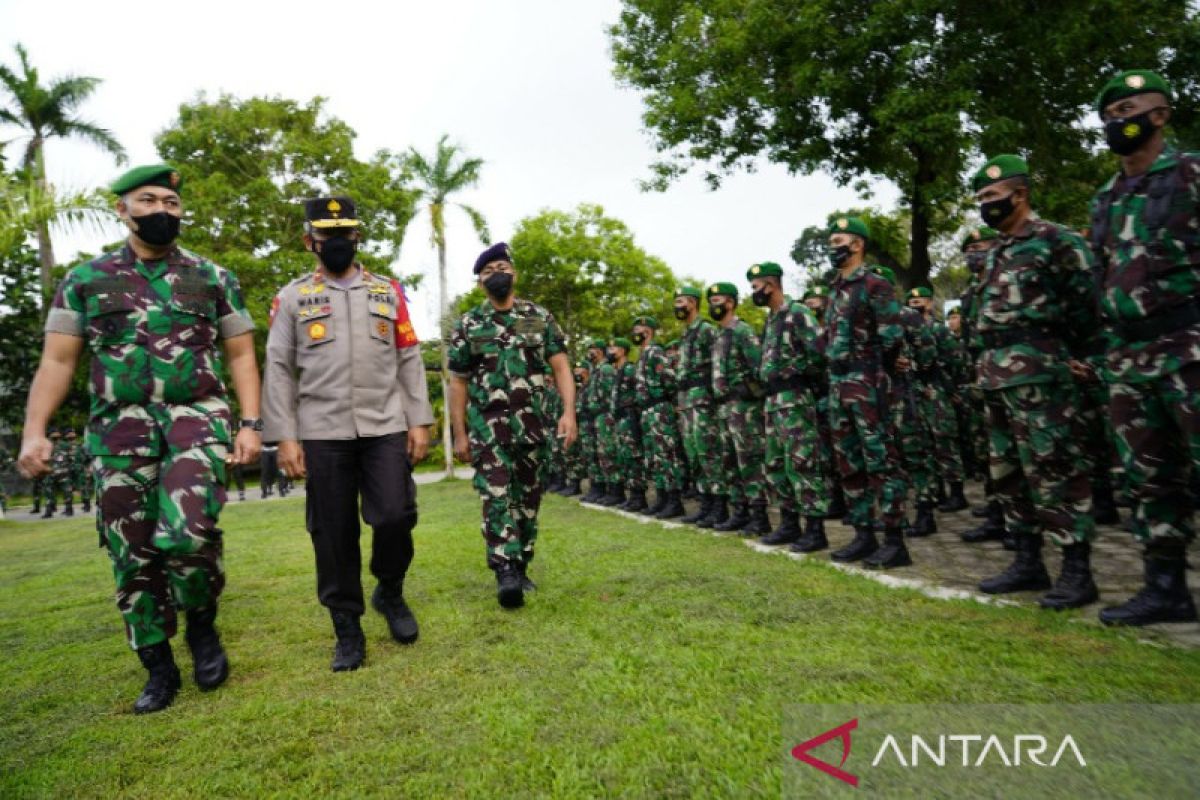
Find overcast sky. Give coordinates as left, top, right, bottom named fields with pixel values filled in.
left=1, top=0, right=897, bottom=338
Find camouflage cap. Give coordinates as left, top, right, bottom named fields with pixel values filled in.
left=1096, top=69, right=1173, bottom=117
left=111, top=164, right=182, bottom=196
left=872, top=265, right=898, bottom=286
left=706, top=281, right=739, bottom=300
left=828, top=215, right=870, bottom=240
left=632, top=315, right=659, bottom=329
left=674, top=286, right=702, bottom=300
left=611, top=337, right=633, bottom=351
left=972, top=155, right=1028, bottom=193
left=961, top=226, right=1000, bottom=251
left=908, top=286, right=933, bottom=299
left=746, top=261, right=783, bottom=280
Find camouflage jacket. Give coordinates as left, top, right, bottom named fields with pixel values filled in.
left=447, top=298, right=566, bottom=447
left=678, top=316, right=718, bottom=408
left=975, top=216, right=1100, bottom=390
left=635, top=341, right=676, bottom=407
left=758, top=296, right=823, bottom=411
left=44, top=244, right=255, bottom=457
left=1090, top=146, right=1200, bottom=383
left=50, top=440, right=72, bottom=476
left=610, top=360, right=640, bottom=421
left=586, top=361, right=617, bottom=418
left=713, top=318, right=764, bottom=412
left=822, top=265, right=904, bottom=384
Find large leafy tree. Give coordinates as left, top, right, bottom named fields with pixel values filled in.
left=402, top=135, right=489, bottom=476
left=611, top=0, right=1199, bottom=285
left=0, top=43, right=126, bottom=300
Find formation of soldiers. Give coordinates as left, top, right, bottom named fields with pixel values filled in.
left=547, top=69, right=1199, bottom=630
left=25, top=427, right=94, bottom=518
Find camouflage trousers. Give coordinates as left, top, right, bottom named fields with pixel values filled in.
left=717, top=399, right=767, bottom=506
left=679, top=401, right=725, bottom=496
left=564, top=418, right=588, bottom=482
left=919, top=380, right=964, bottom=483
left=594, top=413, right=620, bottom=485
left=579, top=416, right=598, bottom=482
left=1108, top=364, right=1200, bottom=544
left=765, top=394, right=828, bottom=517
left=95, top=444, right=229, bottom=650
left=985, top=382, right=1095, bottom=546
left=1078, top=380, right=1120, bottom=499
left=640, top=401, right=685, bottom=492
left=614, top=410, right=646, bottom=493
left=891, top=377, right=937, bottom=504
left=816, top=389, right=842, bottom=500
left=472, top=440, right=548, bottom=568
left=41, top=472, right=72, bottom=507
left=829, top=377, right=907, bottom=527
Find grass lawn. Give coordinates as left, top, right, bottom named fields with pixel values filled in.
left=2, top=479, right=1199, bottom=798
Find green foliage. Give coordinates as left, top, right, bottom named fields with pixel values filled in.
left=790, top=207, right=915, bottom=288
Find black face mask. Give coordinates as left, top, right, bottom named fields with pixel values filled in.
left=313, top=236, right=357, bottom=274
left=589, top=349, right=603, bottom=364
left=980, top=194, right=1016, bottom=227
left=751, top=288, right=771, bottom=307
left=828, top=245, right=851, bottom=269
left=1104, top=108, right=1162, bottom=156
left=673, top=305, right=690, bottom=321
left=605, top=351, right=618, bottom=364
left=708, top=302, right=728, bottom=322
left=631, top=332, right=646, bottom=345
left=965, top=251, right=988, bottom=274
left=483, top=272, right=514, bottom=299
left=131, top=211, right=181, bottom=246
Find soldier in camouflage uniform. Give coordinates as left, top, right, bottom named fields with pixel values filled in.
left=18, top=164, right=262, bottom=713
left=608, top=337, right=648, bottom=512
left=543, top=379, right=567, bottom=494
left=0, top=446, right=12, bottom=516
left=632, top=316, right=687, bottom=518
left=750, top=262, right=828, bottom=550
left=674, top=287, right=728, bottom=527
left=708, top=283, right=771, bottom=534
left=70, top=429, right=94, bottom=513
left=822, top=216, right=911, bottom=568
left=39, top=428, right=72, bottom=517
left=804, top=284, right=848, bottom=521
left=581, top=339, right=616, bottom=503
left=972, top=154, right=1100, bottom=610
left=448, top=243, right=577, bottom=609
left=557, top=365, right=589, bottom=497
left=1090, top=71, right=1199, bottom=625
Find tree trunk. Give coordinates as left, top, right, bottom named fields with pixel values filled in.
left=31, top=140, right=55, bottom=305
left=907, top=149, right=934, bottom=290
left=438, top=241, right=454, bottom=478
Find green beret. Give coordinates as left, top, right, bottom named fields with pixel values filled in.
left=664, top=339, right=680, bottom=349
left=746, top=261, right=783, bottom=280
left=802, top=285, right=829, bottom=301
left=947, top=306, right=962, bottom=317
left=611, top=337, right=633, bottom=351
left=632, top=315, right=659, bottom=329
left=908, top=286, right=933, bottom=299
left=872, top=265, right=898, bottom=286
left=706, top=282, right=739, bottom=300
left=111, top=164, right=183, bottom=196
left=589, top=338, right=607, bottom=350
left=828, top=215, right=870, bottom=240
left=1096, top=70, right=1173, bottom=117
left=674, top=286, right=702, bottom=300
left=961, top=226, right=999, bottom=251
left=972, top=155, right=1028, bottom=192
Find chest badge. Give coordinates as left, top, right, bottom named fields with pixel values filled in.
left=309, top=322, right=327, bottom=340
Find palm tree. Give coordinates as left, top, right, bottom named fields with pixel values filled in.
left=403, top=135, right=489, bottom=477
left=0, top=43, right=126, bottom=301
left=0, top=175, right=112, bottom=258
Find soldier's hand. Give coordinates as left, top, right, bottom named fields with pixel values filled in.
left=452, top=432, right=471, bottom=464
left=278, top=439, right=306, bottom=480
left=894, top=355, right=912, bottom=373
left=557, top=414, right=578, bottom=450
left=407, top=426, right=430, bottom=463
left=231, top=427, right=261, bottom=466
left=1068, top=359, right=1097, bottom=384
left=17, top=435, right=52, bottom=479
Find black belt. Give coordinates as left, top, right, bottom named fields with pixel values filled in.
left=765, top=374, right=812, bottom=395
left=1111, top=300, right=1200, bottom=343
left=980, top=328, right=1060, bottom=350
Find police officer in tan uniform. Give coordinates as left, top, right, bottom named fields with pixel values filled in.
left=263, top=197, right=434, bottom=672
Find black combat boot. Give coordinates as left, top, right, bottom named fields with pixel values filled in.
left=1091, top=485, right=1120, bottom=526
left=715, top=502, right=750, bottom=532
left=961, top=501, right=1006, bottom=543
left=63, top=499, right=74, bottom=517
left=825, top=487, right=848, bottom=520
left=184, top=606, right=229, bottom=690
left=863, top=526, right=912, bottom=569
left=1038, top=542, right=1099, bottom=610
left=979, top=533, right=1052, bottom=594
left=517, top=560, right=537, bottom=592
left=681, top=494, right=711, bottom=525
left=562, top=479, right=583, bottom=497
left=742, top=505, right=772, bottom=536
left=133, top=641, right=182, bottom=714
left=30, top=496, right=40, bottom=514
left=371, top=581, right=419, bottom=644
left=938, top=481, right=969, bottom=513
left=1100, top=545, right=1198, bottom=627
left=495, top=560, right=525, bottom=609
left=582, top=481, right=605, bottom=503
left=599, top=485, right=626, bottom=507
left=909, top=502, right=937, bottom=537
left=81, top=496, right=91, bottom=513
left=656, top=491, right=686, bottom=519
left=645, top=490, right=669, bottom=516
left=698, top=496, right=729, bottom=529
left=831, top=525, right=879, bottom=562
left=791, top=517, right=829, bottom=553
left=759, top=509, right=801, bottom=545
left=971, top=504, right=990, bottom=519
left=622, top=489, right=648, bottom=513
left=41, top=502, right=54, bottom=519
left=329, top=610, right=366, bottom=671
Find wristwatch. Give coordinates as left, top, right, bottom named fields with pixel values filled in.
left=239, top=418, right=264, bottom=432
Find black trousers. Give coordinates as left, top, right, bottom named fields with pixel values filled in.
left=303, top=433, right=418, bottom=615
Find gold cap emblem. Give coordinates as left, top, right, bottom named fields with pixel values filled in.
left=327, top=199, right=342, bottom=212
left=1125, top=74, right=1146, bottom=89
left=751, top=265, right=761, bottom=275
left=837, top=217, right=849, bottom=229
left=986, top=165, right=1002, bottom=179
left=168, top=171, right=180, bottom=188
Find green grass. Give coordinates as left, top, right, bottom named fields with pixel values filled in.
left=2, top=480, right=1199, bottom=798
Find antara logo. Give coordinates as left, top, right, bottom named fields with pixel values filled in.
left=791, top=718, right=859, bottom=787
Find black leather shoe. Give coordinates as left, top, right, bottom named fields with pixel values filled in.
left=979, top=534, right=1051, bottom=594
left=715, top=503, right=750, bottom=532
left=760, top=510, right=801, bottom=545
left=645, top=491, right=669, bottom=516
left=622, top=490, right=648, bottom=513
left=599, top=487, right=626, bottom=507
left=1091, top=486, right=1120, bottom=526
left=371, top=582, right=419, bottom=644
left=863, top=528, right=912, bottom=569
left=184, top=607, right=229, bottom=690
left=741, top=505, right=772, bottom=536
left=909, top=502, right=937, bottom=537
left=655, top=491, right=686, bottom=519
left=1100, top=554, right=1198, bottom=626
left=581, top=482, right=605, bottom=503
left=790, top=517, right=828, bottom=553
left=825, top=490, right=848, bottom=520
left=962, top=502, right=1006, bottom=543
left=697, top=497, right=729, bottom=529
left=330, top=610, right=366, bottom=671
left=495, top=561, right=525, bottom=609
left=517, top=561, right=537, bottom=592
left=831, top=526, right=878, bottom=562
left=134, top=641, right=182, bottom=714
left=938, top=481, right=969, bottom=512
left=680, top=494, right=711, bottom=525
left=1038, top=543, right=1098, bottom=610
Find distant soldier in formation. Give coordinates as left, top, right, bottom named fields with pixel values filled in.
left=632, top=316, right=686, bottom=518
left=608, top=337, right=648, bottom=512
left=674, top=286, right=727, bottom=527
left=70, top=429, right=94, bottom=513
left=581, top=339, right=615, bottom=503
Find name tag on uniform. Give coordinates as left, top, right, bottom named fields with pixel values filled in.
left=514, top=317, right=544, bottom=336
